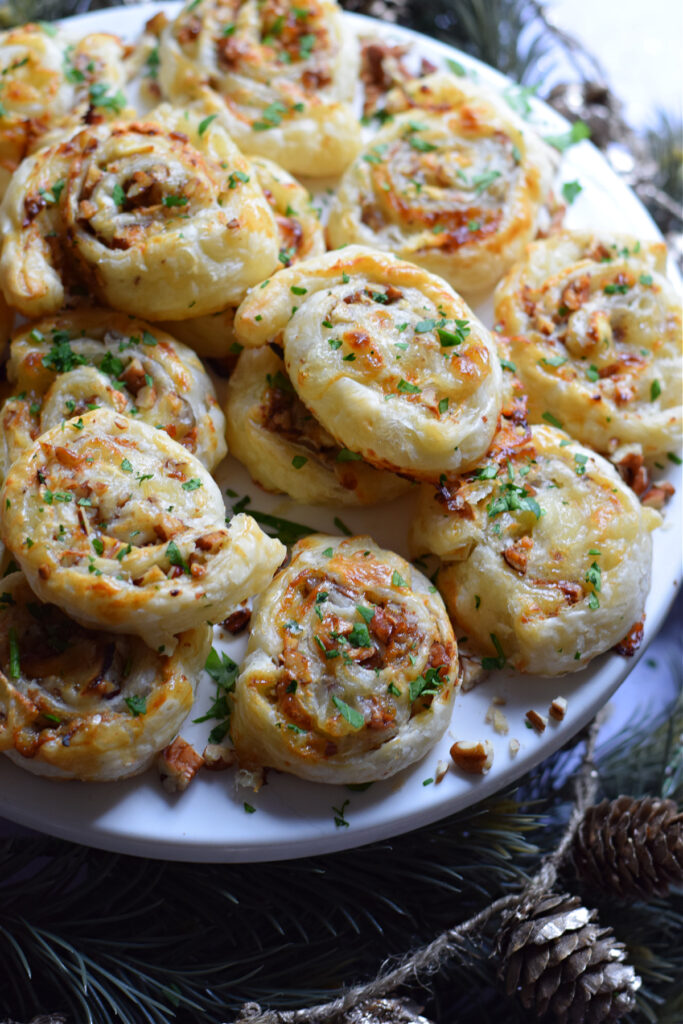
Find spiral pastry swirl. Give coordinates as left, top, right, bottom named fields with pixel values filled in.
left=160, top=153, right=325, bottom=357
left=0, top=24, right=130, bottom=200
left=234, top=246, right=503, bottom=480
left=0, top=310, right=227, bottom=482
left=231, top=534, right=458, bottom=783
left=158, top=0, right=361, bottom=177
left=0, top=103, right=281, bottom=320
left=327, top=72, right=558, bottom=298
left=494, top=232, right=683, bottom=456
left=0, top=572, right=211, bottom=781
left=0, top=408, right=285, bottom=651
left=410, top=425, right=659, bottom=676
left=225, top=347, right=410, bottom=504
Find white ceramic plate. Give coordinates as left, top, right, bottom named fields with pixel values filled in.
left=0, top=2, right=680, bottom=861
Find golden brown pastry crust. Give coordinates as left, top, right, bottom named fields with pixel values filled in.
left=410, top=424, right=659, bottom=676
left=327, top=71, right=558, bottom=299
left=0, top=408, right=285, bottom=651
left=231, top=533, right=459, bottom=783
left=494, top=231, right=683, bottom=455
left=158, top=0, right=361, bottom=176
left=0, top=103, right=281, bottom=320
left=0, top=310, right=227, bottom=481
left=233, top=245, right=503, bottom=481
left=225, top=346, right=410, bottom=504
left=0, top=572, right=211, bottom=781
left=0, top=24, right=131, bottom=201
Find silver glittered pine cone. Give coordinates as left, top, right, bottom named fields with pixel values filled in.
left=340, top=0, right=409, bottom=23
left=342, top=997, right=436, bottom=1023
left=496, top=892, right=641, bottom=1023
left=573, top=796, right=683, bottom=901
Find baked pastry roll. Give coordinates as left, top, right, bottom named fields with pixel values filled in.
left=225, top=347, right=410, bottom=504
left=160, top=154, right=325, bottom=357
left=410, top=424, right=659, bottom=676
left=231, top=534, right=458, bottom=783
left=494, top=232, right=683, bottom=455
left=158, top=0, right=361, bottom=177
left=327, top=71, right=558, bottom=299
left=0, top=571, right=211, bottom=781
left=0, top=408, right=285, bottom=651
left=233, top=245, right=503, bottom=480
left=0, top=24, right=131, bottom=200
left=0, top=103, right=281, bottom=320
left=0, top=310, right=227, bottom=481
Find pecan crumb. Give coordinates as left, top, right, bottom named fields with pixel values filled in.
left=450, top=739, right=494, bottom=774
left=157, top=737, right=204, bottom=793
left=548, top=696, right=568, bottom=722
left=434, top=759, right=449, bottom=784
left=485, top=703, right=509, bottom=735
left=525, top=709, right=547, bottom=733
left=222, top=606, right=251, bottom=634
left=509, top=738, right=520, bottom=757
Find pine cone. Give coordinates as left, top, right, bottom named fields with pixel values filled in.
left=496, top=892, right=640, bottom=1022
left=573, top=796, right=683, bottom=901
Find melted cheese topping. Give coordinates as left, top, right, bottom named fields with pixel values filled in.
left=494, top=232, right=683, bottom=455
left=0, top=310, right=227, bottom=481
left=231, top=533, right=458, bottom=783
left=410, top=424, right=659, bottom=676
left=0, top=103, right=281, bottom=320
left=0, top=408, right=284, bottom=651
left=0, top=572, right=210, bottom=781
left=327, top=72, right=558, bottom=298
left=234, top=245, right=503, bottom=479
left=225, top=346, right=410, bottom=504
left=158, top=0, right=361, bottom=176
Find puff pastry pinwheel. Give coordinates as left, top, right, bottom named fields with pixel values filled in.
left=410, top=424, right=659, bottom=676
left=0, top=103, right=281, bottom=320
left=234, top=246, right=503, bottom=480
left=0, top=310, right=227, bottom=481
left=225, top=347, right=410, bottom=504
left=494, top=232, right=683, bottom=456
left=327, top=71, right=558, bottom=298
left=230, top=534, right=459, bottom=783
left=160, top=153, right=325, bottom=357
left=0, top=571, right=211, bottom=781
left=0, top=408, right=285, bottom=651
left=0, top=24, right=130, bottom=200
left=158, top=0, right=361, bottom=177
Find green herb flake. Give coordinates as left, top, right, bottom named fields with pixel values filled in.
left=574, top=453, right=588, bottom=475
left=112, top=183, right=126, bottom=208
left=541, top=411, right=563, bottom=428
left=397, top=379, right=421, bottom=395
left=291, top=455, right=308, bottom=469
left=481, top=633, right=506, bottom=671
left=166, top=540, right=190, bottom=574
left=181, top=478, right=202, bottom=491
left=544, top=119, right=590, bottom=153
left=125, top=694, right=146, bottom=717
left=561, top=180, right=583, bottom=204
left=332, top=696, right=364, bottom=729
left=650, top=379, right=661, bottom=401
left=8, top=627, right=20, bottom=679
left=391, top=570, right=407, bottom=588
left=336, top=449, right=362, bottom=462
left=198, top=113, right=217, bottom=136
left=244, top=802, right=256, bottom=813
left=438, top=397, right=449, bottom=415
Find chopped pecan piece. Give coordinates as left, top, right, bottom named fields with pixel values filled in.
left=157, top=737, right=204, bottom=793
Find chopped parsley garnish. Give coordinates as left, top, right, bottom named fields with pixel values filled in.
left=142, top=330, right=157, bottom=346
left=438, top=397, right=448, bottom=415
left=397, top=379, right=421, bottom=394
left=481, top=633, right=506, bottom=671
left=409, top=666, right=443, bottom=701
left=322, top=547, right=333, bottom=557
left=42, top=332, right=87, bottom=374
left=561, top=180, right=583, bottom=204
left=333, top=516, right=352, bottom=536
left=588, top=592, right=600, bottom=610
left=388, top=682, right=401, bottom=697
left=586, top=562, right=602, bottom=592
left=89, top=82, right=126, bottom=113
left=650, top=379, right=661, bottom=401
left=639, top=273, right=653, bottom=286
left=328, top=339, right=342, bottom=350
left=244, top=802, right=256, bottom=814
left=253, top=100, right=289, bottom=131
left=198, top=113, right=217, bottom=136
left=332, top=799, right=350, bottom=828
left=181, top=478, right=202, bottom=491
left=408, top=136, right=437, bottom=153
left=347, top=622, right=371, bottom=648
left=291, top=455, right=307, bottom=469
left=604, top=282, right=629, bottom=295
left=112, top=183, right=126, bottom=208
left=163, top=195, right=189, bottom=208
left=332, top=696, right=364, bottom=730
left=336, top=449, right=362, bottom=462
left=391, top=570, right=407, bottom=587
left=438, top=320, right=470, bottom=347
left=487, top=481, right=541, bottom=520
left=473, top=464, right=498, bottom=480
left=540, top=355, right=568, bottom=368
left=39, top=179, right=65, bottom=205
left=574, top=453, right=588, bottom=475
left=8, top=627, right=20, bottom=679
left=544, top=120, right=590, bottom=152
left=541, top=411, right=563, bottom=428
left=166, top=540, right=190, bottom=574
left=446, top=57, right=466, bottom=76
left=586, top=365, right=600, bottom=382
left=228, top=169, right=250, bottom=188
left=125, top=694, right=146, bottom=717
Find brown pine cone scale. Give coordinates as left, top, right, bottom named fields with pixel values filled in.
left=573, top=795, right=683, bottom=900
